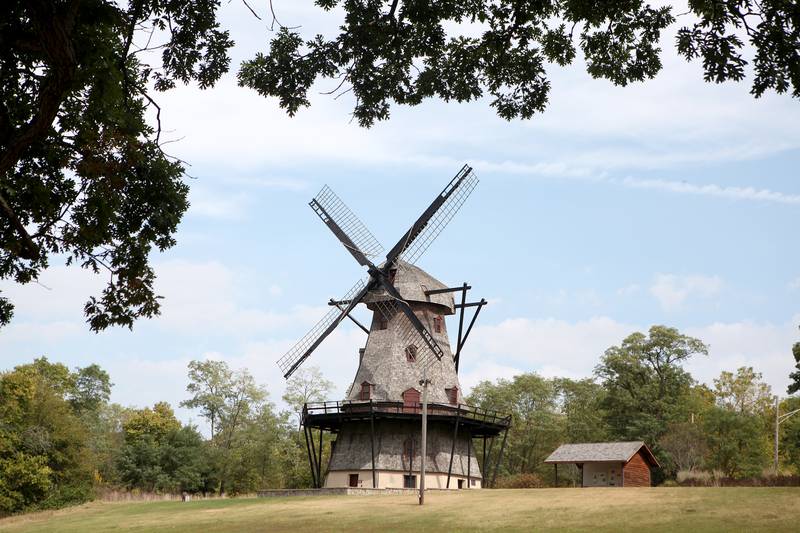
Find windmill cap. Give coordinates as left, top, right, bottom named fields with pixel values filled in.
left=364, top=261, right=455, bottom=314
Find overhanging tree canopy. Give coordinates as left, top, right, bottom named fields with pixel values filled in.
left=2, top=0, right=798, bottom=331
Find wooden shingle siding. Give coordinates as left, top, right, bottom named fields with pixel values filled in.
left=623, top=450, right=651, bottom=487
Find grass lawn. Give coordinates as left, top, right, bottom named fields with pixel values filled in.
left=1, top=487, right=798, bottom=532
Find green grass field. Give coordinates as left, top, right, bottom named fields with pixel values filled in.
left=1, top=488, right=798, bottom=532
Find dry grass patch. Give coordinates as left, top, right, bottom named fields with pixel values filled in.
left=1, top=488, right=798, bottom=532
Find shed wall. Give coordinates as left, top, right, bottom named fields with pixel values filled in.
left=582, top=462, right=623, bottom=487
left=622, top=450, right=652, bottom=487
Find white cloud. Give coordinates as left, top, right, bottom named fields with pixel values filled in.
left=649, top=273, right=723, bottom=311
left=789, top=277, right=800, bottom=291
left=617, top=284, right=641, bottom=296
left=460, top=314, right=798, bottom=397
left=461, top=316, right=637, bottom=385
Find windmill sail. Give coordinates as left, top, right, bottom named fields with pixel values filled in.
left=277, top=278, right=369, bottom=378
left=385, top=165, right=478, bottom=267
left=310, top=185, right=383, bottom=267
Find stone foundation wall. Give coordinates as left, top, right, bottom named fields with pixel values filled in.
left=257, top=487, right=461, bottom=498
left=328, top=419, right=481, bottom=478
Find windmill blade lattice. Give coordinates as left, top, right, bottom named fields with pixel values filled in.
left=396, top=166, right=478, bottom=267
left=277, top=278, right=368, bottom=378
left=310, top=185, right=384, bottom=261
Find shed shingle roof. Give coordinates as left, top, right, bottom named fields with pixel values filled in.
left=544, top=441, right=659, bottom=467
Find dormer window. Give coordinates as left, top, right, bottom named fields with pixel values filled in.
left=403, top=388, right=420, bottom=407
left=433, top=315, right=443, bottom=333
left=359, top=382, right=373, bottom=401
left=445, top=386, right=459, bottom=405
left=405, top=344, right=418, bottom=362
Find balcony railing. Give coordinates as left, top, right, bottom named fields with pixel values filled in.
left=302, top=399, right=511, bottom=427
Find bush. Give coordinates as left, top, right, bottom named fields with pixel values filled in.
left=495, top=473, right=546, bottom=489
left=676, top=469, right=800, bottom=487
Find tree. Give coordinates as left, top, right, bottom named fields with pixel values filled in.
left=594, top=326, right=708, bottom=466
left=3, top=2, right=799, bottom=332
left=704, top=406, right=767, bottom=478
left=282, top=366, right=334, bottom=429
left=69, top=364, right=112, bottom=416
left=713, top=366, right=773, bottom=415
left=659, top=421, right=708, bottom=474
left=117, top=403, right=210, bottom=493
left=789, top=326, right=800, bottom=395
left=468, top=373, right=561, bottom=477
left=0, top=358, right=97, bottom=514
left=554, top=378, right=608, bottom=443
left=181, top=360, right=233, bottom=439
left=0, top=0, right=225, bottom=330
left=240, top=1, right=800, bottom=127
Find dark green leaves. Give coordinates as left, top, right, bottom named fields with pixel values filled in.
left=676, top=0, right=800, bottom=97
left=241, top=0, right=677, bottom=126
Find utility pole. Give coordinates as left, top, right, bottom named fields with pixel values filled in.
left=419, top=371, right=430, bottom=505
left=774, top=395, right=800, bottom=474
left=774, top=396, right=779, bottom=474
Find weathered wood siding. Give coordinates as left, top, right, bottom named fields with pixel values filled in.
left=623, top=450, right=651, bottom=487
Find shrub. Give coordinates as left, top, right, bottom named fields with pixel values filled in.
left=495, top=473, right=546, bottom=489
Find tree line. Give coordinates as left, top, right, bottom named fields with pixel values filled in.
left=468, top=326, right=800, bottom=486
left=2, top=325, right=799, bottom=514
left=0, top=359, right=330, bottom=515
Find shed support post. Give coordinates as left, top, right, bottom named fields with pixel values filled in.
left=370, top=400, right=377, bottom=488
left=554, top=464, right=557, bottom=488
left=446, top=407, right=461, bottom=488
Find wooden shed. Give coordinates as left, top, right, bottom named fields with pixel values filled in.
left=543, top=441, right=659, bottom=487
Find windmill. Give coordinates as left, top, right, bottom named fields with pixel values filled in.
left=278, top=164, right=510, bottom=493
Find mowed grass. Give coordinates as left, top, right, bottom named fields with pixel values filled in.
left=1, top=487, right=798, bottom=532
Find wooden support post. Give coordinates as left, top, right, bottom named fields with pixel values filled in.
left=466, top=435, right=472, bottom=488
left=317, top=428, right=324, bottom=487
left=484, top=436, right=496, bottom=487
left=554, top=464, right=557, bottom=488
left=446, top=407, right=461, bottom=488
left=308, top=425, right=319, bottom=488
left=419, top=374, right=430, bottom=505
left=455, top=283, right=468, bottom=369
left=370, top=400, right=377, bottom=488
left=491, top=428, right=508, bottom=489
left=303, top=425, right=317, bottom=488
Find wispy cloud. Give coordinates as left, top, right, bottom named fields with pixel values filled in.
left=617, top=177, right=800, bottom=206
left=650, top=273, right=724, bottom=311
left=790, top=277, right=800, bottom=290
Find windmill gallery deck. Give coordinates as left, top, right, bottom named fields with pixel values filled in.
left=277, top=165, right=510, bottom=490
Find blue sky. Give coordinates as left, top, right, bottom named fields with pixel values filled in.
left=1, top=2, right=799, bottom=429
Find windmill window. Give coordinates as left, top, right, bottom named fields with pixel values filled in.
left=433, top=315, right=443, bottom=333
left=445, top=387, right=459, bottom=405
left=388, top=268, right=397, bottom=284
left=377, top=316, right=388, bottom=330
left=405, top=344, right=418, bottom=362
left=359, top=382, right=373, bottom=401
